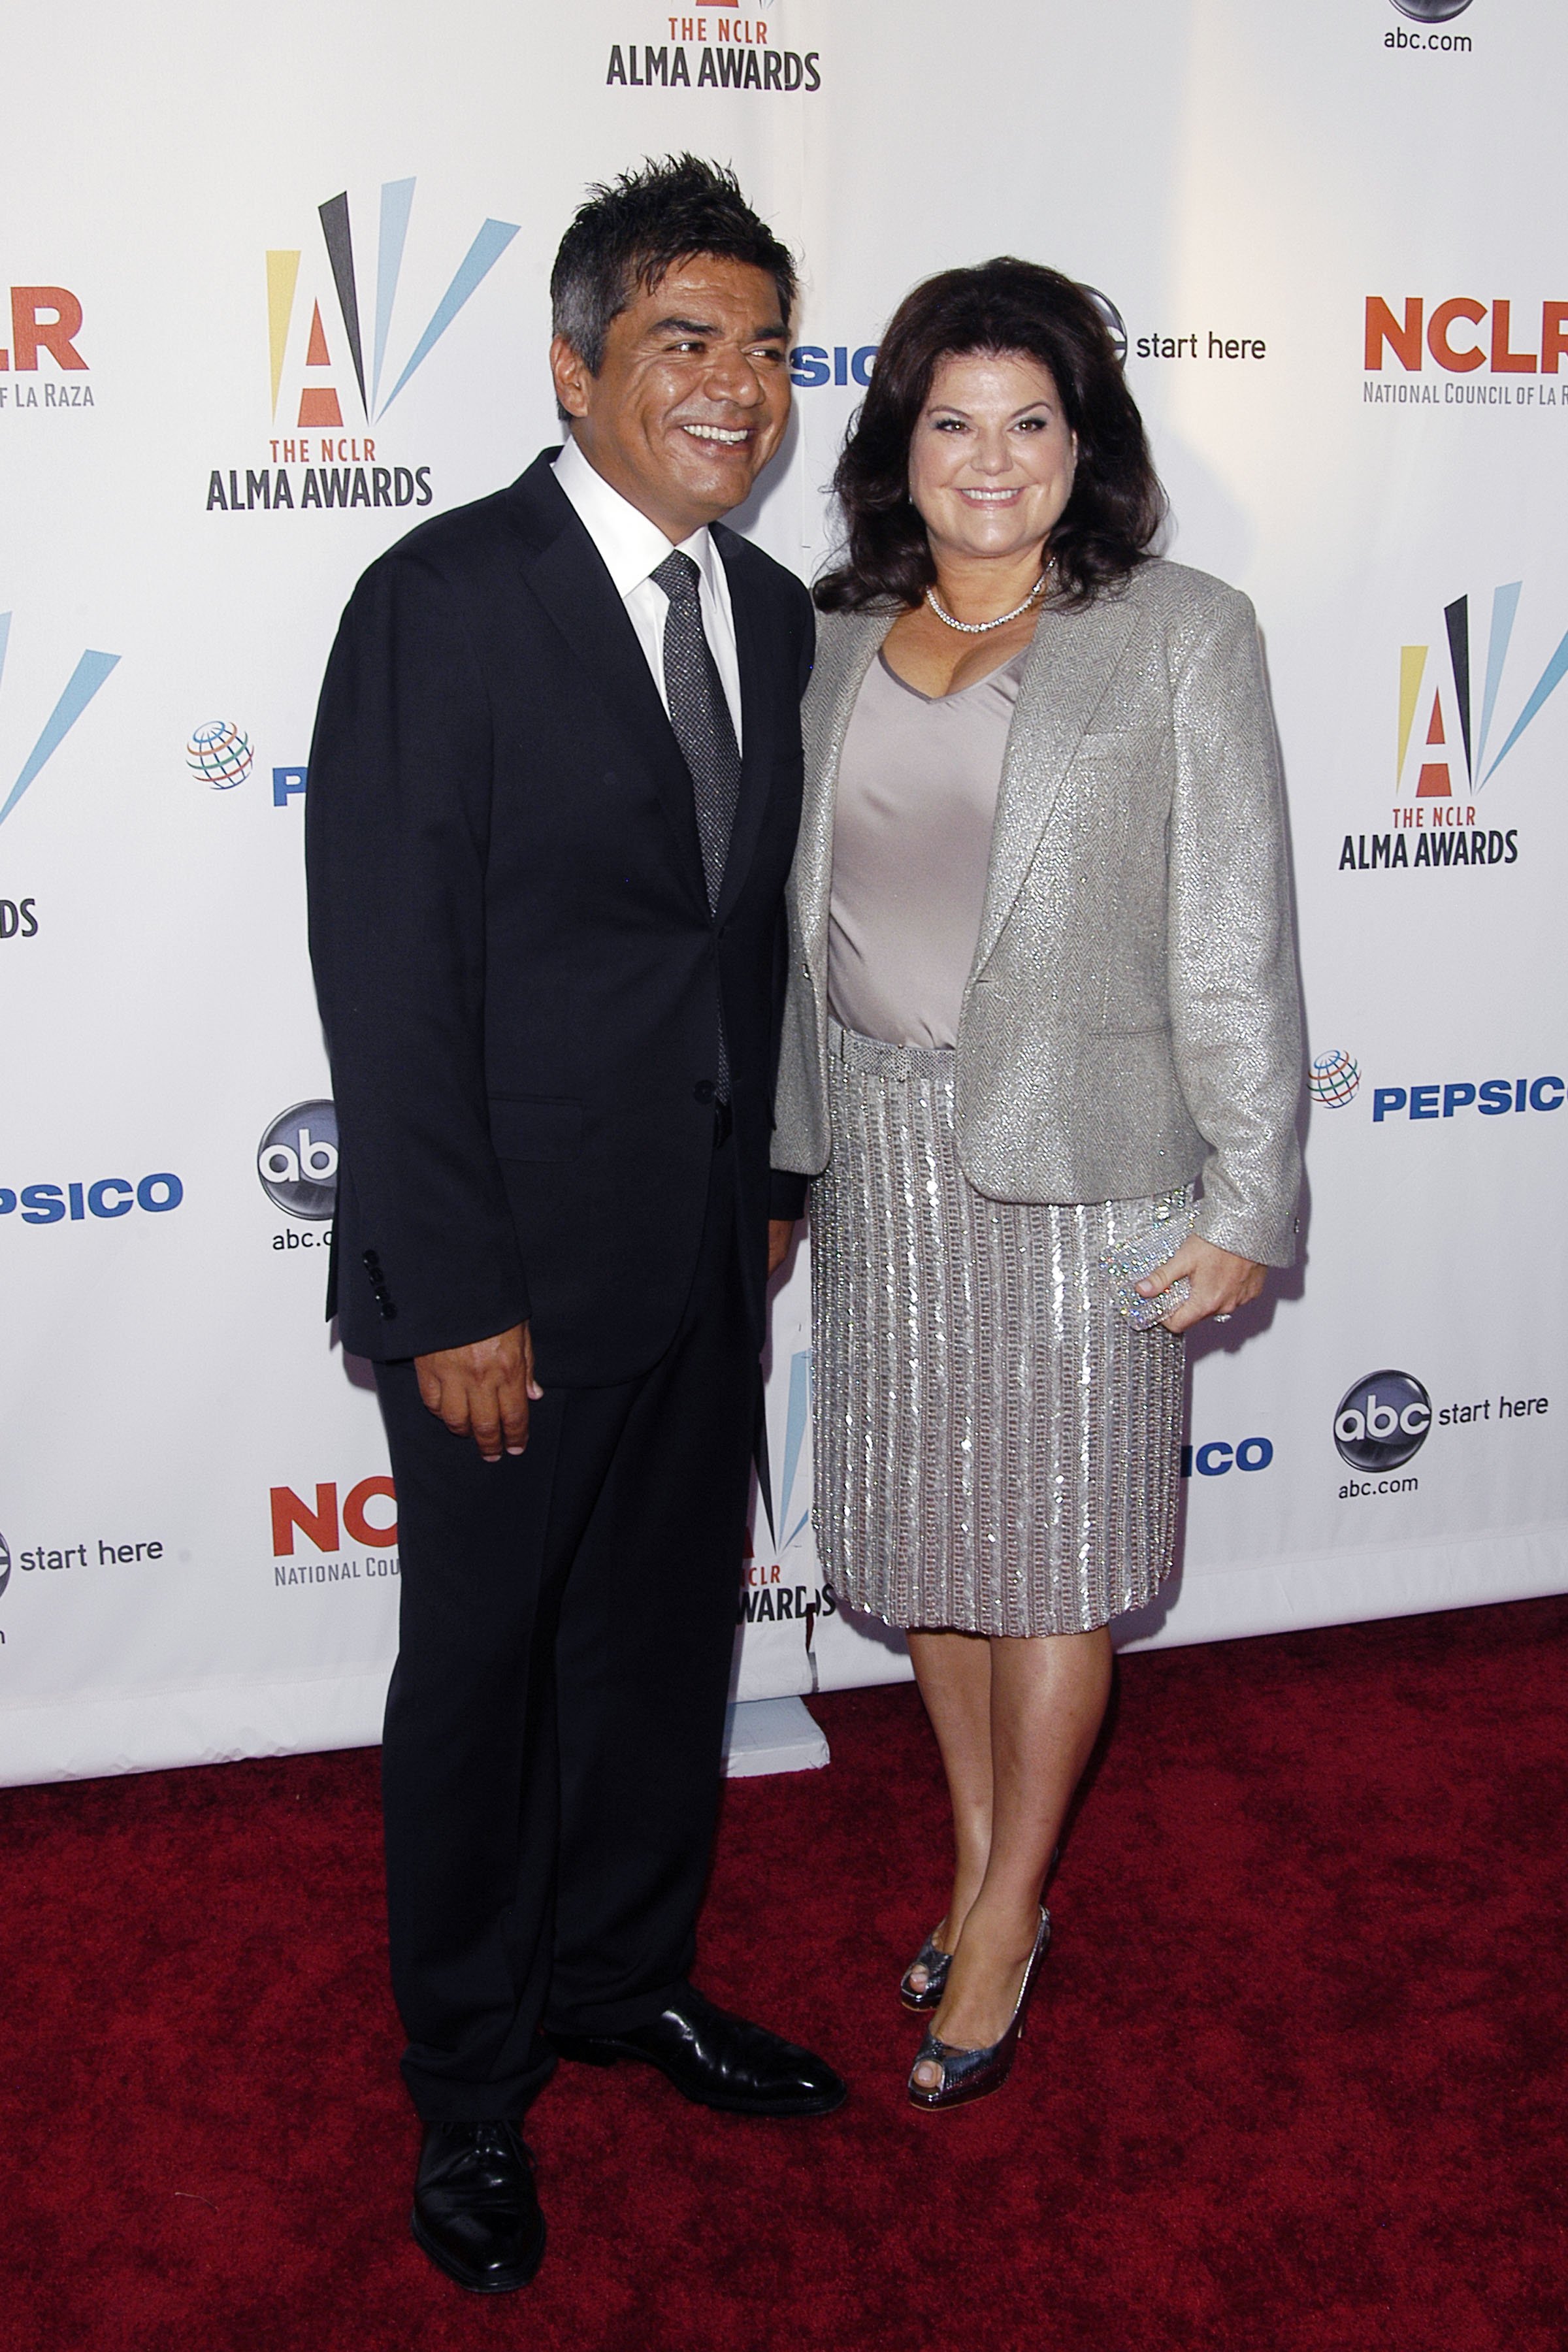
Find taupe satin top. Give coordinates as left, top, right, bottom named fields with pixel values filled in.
left=826, top=646, right=1026, bottom=1050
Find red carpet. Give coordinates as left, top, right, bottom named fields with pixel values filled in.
left=1, top=1596, right=1563, bottom=2352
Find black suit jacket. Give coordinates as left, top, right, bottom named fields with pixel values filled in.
left=304, top=448, right=813, bottom=1386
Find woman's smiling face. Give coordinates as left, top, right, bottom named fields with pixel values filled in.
left=907, top=350, right=1078, bottom=569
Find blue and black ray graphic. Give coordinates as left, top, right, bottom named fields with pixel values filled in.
left=1443, top=595, right=1471, bottom=781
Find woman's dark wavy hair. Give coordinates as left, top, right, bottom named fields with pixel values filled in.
left=815, top=259, right=1164, bottom=613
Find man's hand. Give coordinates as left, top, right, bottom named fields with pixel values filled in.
left=1136, top=1236, right=1266, bottom=1335
left=768, top=1218, right=798, bottom=1279
left=415, top=1324, right=542, bottom=1462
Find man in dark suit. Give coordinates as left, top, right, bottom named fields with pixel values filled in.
left=304, top=157, right=837, bottom=2295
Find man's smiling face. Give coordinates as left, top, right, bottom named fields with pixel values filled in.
left=551, top=254, right=791, bottom=541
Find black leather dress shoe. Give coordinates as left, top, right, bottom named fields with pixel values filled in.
left=411, top=2121, right=546, bottom=2293
left=549, top=1985, right=847, bottom=2117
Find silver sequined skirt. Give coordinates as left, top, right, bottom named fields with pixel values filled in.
left=810, top=1022, right=1188, bottom=1639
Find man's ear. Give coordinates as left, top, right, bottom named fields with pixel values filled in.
left=550, top=335, right=593, bottom=421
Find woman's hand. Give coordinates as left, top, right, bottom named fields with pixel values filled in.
left=1136, top=1235, right=1266, bottom=1334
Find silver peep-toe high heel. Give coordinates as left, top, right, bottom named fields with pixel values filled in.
left=899, top=1931, right=952, bottom=2015
left=900, top=1849, right=1056, bottom=2014
left=906, top=1907, right=1051, bottom=2114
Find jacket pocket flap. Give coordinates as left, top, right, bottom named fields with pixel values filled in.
left=488, top=1095, right=583, bottom=1162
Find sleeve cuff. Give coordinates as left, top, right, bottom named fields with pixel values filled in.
left=768, top=1169, right=808, bottom=1221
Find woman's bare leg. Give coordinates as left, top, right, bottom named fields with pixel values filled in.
left=904, top=1630, right=994, bottom=1989
left=913, top=1625, right=1111, bottom=2084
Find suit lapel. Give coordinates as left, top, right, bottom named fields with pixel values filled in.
left=516, top=470, right=708, bottom=904
left=972, top=589, right=1142, bottom=970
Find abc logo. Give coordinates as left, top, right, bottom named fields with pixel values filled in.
left=0, top=1529, right=9, bottom=1602
left=1084, top=286, right=1128, bottom=365
left=1391, top=1, right=1472, bottom=20
left=1333, top=1370, right=1432, bottom=1472
left=257, top=1100, right=338, bottom=1221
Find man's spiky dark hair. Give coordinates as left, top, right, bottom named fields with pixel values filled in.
left=550, top=154, right=796, bottom=371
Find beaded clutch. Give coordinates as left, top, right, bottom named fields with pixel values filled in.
left=1101, top=1201, right=1198, bottom=1331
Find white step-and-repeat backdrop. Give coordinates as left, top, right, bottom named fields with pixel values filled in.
left=3, top=0, right=1563, bottom=1783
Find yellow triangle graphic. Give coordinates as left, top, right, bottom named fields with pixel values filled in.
left=266, top=250, right=301, bottom=419
left=1397, top=645, right=1428, bottom=785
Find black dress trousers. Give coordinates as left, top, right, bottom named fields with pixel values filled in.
left=375, top=1138, right=754, bottom=2121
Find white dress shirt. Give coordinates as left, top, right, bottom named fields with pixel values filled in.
left=553, top=434, right=743, bottom=751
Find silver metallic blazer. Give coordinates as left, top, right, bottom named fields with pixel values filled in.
left=771, top=558, right=1303, bottom=1267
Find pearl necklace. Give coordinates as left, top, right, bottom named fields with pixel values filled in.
left=924, top=569, right=1048, bottom=634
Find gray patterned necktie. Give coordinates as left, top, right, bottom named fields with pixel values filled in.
left=651, top=549, right=740, bottom=914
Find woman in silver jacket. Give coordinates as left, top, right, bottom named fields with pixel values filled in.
left=771, top=260, right=1302, bottom=2112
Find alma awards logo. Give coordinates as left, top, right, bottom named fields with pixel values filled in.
left=206, top=179, right=519, bottom=516
left=0, top=613, right=119, bottom=830
left=1340, top=583, right=1568, bottom=875
left=606, top=2, right=822, bottom=94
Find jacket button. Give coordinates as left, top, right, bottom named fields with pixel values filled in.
left=693, top=1079, right=716, bottom=1105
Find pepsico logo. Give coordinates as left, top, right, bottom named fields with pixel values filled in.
left=186, top=720, right=254, bottom=790
left=1309, top=1050, right=1361, bottom=1108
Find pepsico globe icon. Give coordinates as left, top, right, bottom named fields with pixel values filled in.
left=1333, top=1370, right=1431, bottom=1472
left=1309, top=1049, right=1360, bottom=1109
left=257, top=1100, right=338, bottom=1220
left=186, top=720, right=254, bottom=790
